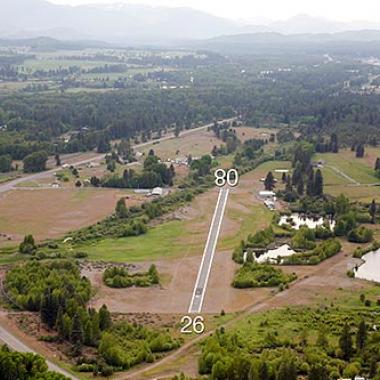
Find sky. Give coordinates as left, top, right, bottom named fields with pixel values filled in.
left=48, top=0, right=380, bottom=23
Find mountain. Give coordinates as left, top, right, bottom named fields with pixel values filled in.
left=1, top=0, right=380, bottom=44
left=0, top=0, right=241, bottom=42
left=191, top=31, right=380, bottom=56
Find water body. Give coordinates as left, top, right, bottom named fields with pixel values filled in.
left=255, top=244, right=296, bottom=264
left=279, top=213, right=335, bottom=230
left=355, top=248, right=380, bottom=283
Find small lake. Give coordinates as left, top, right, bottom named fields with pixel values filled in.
left=255, top=244, right=296, bottom=264
left=355, top=248, right=380, bottom=283
left=279, top=213, right=335, bottom=230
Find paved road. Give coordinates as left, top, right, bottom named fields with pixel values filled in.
left=0, top=324, right=78, bottom=379
left=0, top=118, right=236, bottom=195
left=188, top=187, right=229, bottom=314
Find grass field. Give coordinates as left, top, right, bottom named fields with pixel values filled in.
left=315, top=149, right=379, bottom=185
left=77, top=160, right=286, bottom=262
left=76, top=221, right=188, bottom=262
left=314, top=148, right=380, bottom=202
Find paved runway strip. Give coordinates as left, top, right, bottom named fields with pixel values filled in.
left=188, top=187, right=229, bottom=314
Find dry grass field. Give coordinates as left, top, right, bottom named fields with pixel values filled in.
left=0, top=188, right=144, bottom=245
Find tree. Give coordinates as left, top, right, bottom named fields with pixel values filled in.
left=55, top=153, right=61, bottom=167
left=0, top=154, right=12, bottom=173
left=19, top=234, right=36, bottom=254
left=115, top=198, right=129, bottom=218
left=375, top=158, right=380, bottom=171
left=314, top=169, right=324, bottom=197
left=264, top=172, right=276, bottom=191
left=330, top=133, right=339, bottom=153
left=339, top=323, right=353, bottom=360
left=148, top=264, right=159, bottom=284
left=23, top=151, right=48, bottom=173
left=40, top=288, right=59, bottom=329
left=306, top=169, right=314, bottom=196
left=174, top=124, right=181, bottom=138
left=356, top=144, right=365, bottom=158
left=297, top=176, right=304, bottom=196
left=356, top=320, right=367, bottom=351
left=369, top=199, right=377, bottom=224
left=99, top=304, right=112, bottom=331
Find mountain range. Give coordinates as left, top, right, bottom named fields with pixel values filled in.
left=2, top=0, right=380, bottom=44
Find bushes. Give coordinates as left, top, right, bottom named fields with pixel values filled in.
left=103, top=264, right=159, bottom=288
left=291, top=227, right=316, bottom=250
left=283, top=239, right=341, bottom=265
left=98, top=322, right=181, bottom=369
left=347, top=226, right=373, bottom=244
left=232, top=263, right=297, bottom=288
left=19, top=234, right=36, bottom=254
left=246, top=227, right=275, bottom=249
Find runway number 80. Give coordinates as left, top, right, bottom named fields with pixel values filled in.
left=180, top=315, right=205, bottom=334
left=214, top=169, right=239, bottom=187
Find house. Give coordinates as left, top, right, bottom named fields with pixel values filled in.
left=259, top=191, right=276, bottom=200
left=152, top=187, right=163, bottom=196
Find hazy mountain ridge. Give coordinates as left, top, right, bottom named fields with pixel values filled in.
left=2, top=0, right=380, bottom=43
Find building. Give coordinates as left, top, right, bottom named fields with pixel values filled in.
left=259, top=191, right=276, bottom=200
left=151, top=187, right=163, bottom=196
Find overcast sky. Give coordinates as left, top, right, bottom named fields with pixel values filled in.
left=48, top=0, right=380, bottom=23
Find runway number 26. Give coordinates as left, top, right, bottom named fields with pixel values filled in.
left=214, top=168, right=239, bottom=187
left=180, top=315, right=205, bottom=334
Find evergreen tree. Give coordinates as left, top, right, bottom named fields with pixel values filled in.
left=19, top=234, right=36, bottom=254
left=40, top=288, right=59, bottom=328
left=99, top=304, right=112, bottom=331
left=84, top=319, right=93, bottom=346
left=356, top=320, right=367, bottom=351
left=356, top=144, right=365, bottom=158
left=375, top=157, right=380, bottom=171
left=369, top=199, right=377, bottom=224
left=55, top=153, right=61, bottom=166
left=115, top=198, right=129, bottom=218
left=339, top=323, right=353, bottom=360
left=264, top=172, right=276, bottom=191
left=70, top=313, right=84, bottom=345
left=314, top=169, right=324, bottom=197
left=306, top=169, right=314, bottom=196
left=330, top=133, right=339, bottom=153
left=297, top=176, right=304, bottom=196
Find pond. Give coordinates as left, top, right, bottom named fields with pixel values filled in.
left=255, top=244, right=296, bottom=264
left=355, top=248, right=380, bottom=283
left=279, top=213, right=335, bottom=230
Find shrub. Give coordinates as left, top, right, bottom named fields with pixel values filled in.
left=347, top=226, right=373, bottom=244
left=232, top=263, right=297, bottom=288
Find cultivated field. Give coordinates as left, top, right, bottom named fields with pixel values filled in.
left=0, top=188, right=144, bottom=246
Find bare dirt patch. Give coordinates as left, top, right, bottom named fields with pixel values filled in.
left=0, top=188, right=144, bottom=245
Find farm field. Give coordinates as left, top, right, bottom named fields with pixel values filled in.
left=0, top=188, right=143, bottom=245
